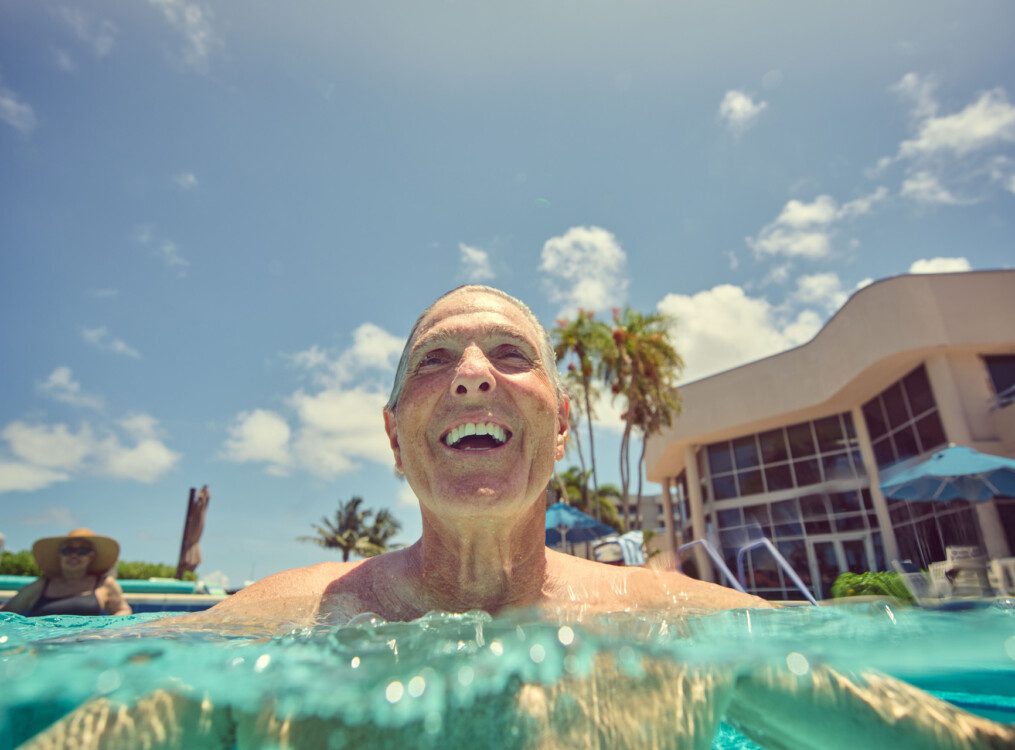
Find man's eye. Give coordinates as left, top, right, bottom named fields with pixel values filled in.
left=416, top=350, right=449, bottom=369
left=495, top=346, right=530, bottom=363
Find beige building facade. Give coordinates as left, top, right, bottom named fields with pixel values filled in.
left=645, top=270, right=1015, bottom=600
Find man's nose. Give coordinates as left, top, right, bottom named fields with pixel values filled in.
left=450, top=346, right=496, bottom=396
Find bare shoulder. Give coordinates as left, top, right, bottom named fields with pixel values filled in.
left=627, top=567, right=773, bottom=610
left=164, top=561, right=364, bottom=631
left=545, top=551, right=770, bottom=611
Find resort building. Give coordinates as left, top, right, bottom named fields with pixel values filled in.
left=645, top=270, right=1015, bottom=600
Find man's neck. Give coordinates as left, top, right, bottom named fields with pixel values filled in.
left=406, top=509, right=548, bottom=615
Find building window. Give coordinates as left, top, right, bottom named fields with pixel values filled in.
left=862, top=365, right=946, bottom=470
left=889, top=500, right=983, bottom=567
left=984, top=354, right=1015, bottom=407
left=712, top=487, right=879, bottom=600
left=704, top=412, right=860, bottom=501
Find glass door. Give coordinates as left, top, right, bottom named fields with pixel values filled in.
left=806, top=534, right=875, bottom=599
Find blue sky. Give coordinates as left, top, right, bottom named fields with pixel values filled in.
left=2, top=1, right=1013, bottom=588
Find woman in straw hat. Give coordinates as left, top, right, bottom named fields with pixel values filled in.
left=1, top=528, right=131, bottom=616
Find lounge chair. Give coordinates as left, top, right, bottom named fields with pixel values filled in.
left=988, top=557, right=1015, bottom=596
left=892, top=558, right=993, bottom=610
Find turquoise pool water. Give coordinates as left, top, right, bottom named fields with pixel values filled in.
left=1, top=601, right=1013, bottom=748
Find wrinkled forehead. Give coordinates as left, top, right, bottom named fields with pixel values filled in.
left=411, top=291, right=538, bottom=350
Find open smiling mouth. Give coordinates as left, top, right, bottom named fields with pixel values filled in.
left=443, top=422, right=512, bottom=451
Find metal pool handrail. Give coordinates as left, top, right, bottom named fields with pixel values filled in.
left=735, top=537, right=819, bottom=606
left=677, top=538, right=747, bottom=593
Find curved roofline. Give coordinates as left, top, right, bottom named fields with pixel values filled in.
left=677, top=269, right=1010, bottom=388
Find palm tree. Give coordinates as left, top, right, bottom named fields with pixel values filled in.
left=603, top=308, right=683, bottom=530
left=552, top=310, right=615, bottom=519
left=299, top=496, right=402, bottom=561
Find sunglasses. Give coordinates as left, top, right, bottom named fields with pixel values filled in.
left=59, top=545, right=94, bottom=556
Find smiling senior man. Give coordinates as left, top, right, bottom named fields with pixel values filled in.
left=199, top=284, right=764, bottom=626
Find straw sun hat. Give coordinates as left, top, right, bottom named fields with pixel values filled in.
left=32, top=528, right=120, bottom=577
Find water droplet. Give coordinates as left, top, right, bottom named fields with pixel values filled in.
left=350, top=656, right=361, bottom=669
left=408, top=675, right=426, bottom=697
left=489, top=640, right=504, bottom=656
left=229, top=657, right=244, bottom=668
left=529, top=644, right=546, bottom=663
left=96, top=669, right=121, bottom=694
left=386, top=680, right=404, bottom=703
left=557, top=626, right=575, bottom=646
left=1004, top=635, right=1015, bottom=660
left=457, top=665, right=475, bottom=686
left=564, top=654, right=579, bottom=674
left=424, top=711, right=442, bottom=735
left=786, top=652, right=809, bottom=675
left=254, top=654, right=271, bottom=672
left=0, top=635, right=8, bottom=644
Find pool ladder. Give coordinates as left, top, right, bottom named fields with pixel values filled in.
left=678, top=537, right=819, bottom=605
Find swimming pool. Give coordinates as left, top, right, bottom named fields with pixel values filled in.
left=2, top=601, right=1013, bottom=748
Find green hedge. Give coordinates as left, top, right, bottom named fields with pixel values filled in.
left=0, top=550, right=41, bottom=576
left=831, top=571, right=913, bottom=603
left=0, top=550, right=195, bottom=581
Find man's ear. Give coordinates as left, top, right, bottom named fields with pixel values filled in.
left=554, top=395, right=569, bottom=461
left=383, top=409, right=403, bottom=472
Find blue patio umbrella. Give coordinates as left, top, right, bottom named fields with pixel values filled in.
left=545, top=502, right=615, bottom=547
left=880, top=444, right=1015, bottom=502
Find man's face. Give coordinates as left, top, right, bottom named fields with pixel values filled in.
left=384, top=290, right=568, bottom=520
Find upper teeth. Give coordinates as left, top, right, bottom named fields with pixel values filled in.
left=445, top=422, right=507, bottom=447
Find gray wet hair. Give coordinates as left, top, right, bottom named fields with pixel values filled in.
left=385, top=285, right=564, bottom=412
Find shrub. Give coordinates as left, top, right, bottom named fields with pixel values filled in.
left=0, top=550, right=194, bottom=581
left=0, top=550, right=42, bottom=576
left=831, top=571, right=913, bottom=603
left=117, top=561, right=196, bottom=581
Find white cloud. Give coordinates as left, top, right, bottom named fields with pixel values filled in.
left=56, top=6, right=117, bottom=57
left=222, top=409, right=292, bottom=475
left=135, top=227, right=190, bottom=276
left=899, top=87, right=1015, bottom=159
left=100, top=433, right=179, bottom=483
left=459, top=243, right=495, bottom=281
left=37, top=367, right=104, bottom=410
left=148, top=0, right=220, bottom=72
left=908, top=257, right=971, bottom=274
left=52, top=48, right=76, bottom=73
left=0, top=81, right=36, bottom=134
left=289, top=387, right=392, bottom=475
left=891, top=72, right=938, bottom=122
left=83, top=326, right=141, bottom=359
left=397, top=482, right=418, bottom=507
left=540, top=226, right=628, bottom=315
left=899, top=171, right=965, bottom=205
left=747, top=188, right=887, bottom=259
left=86, top=288, right=118, bottom=299
left=791, top=273, right=848, bottom=313
left=657, top=284, right=823, bottom=382
left=0, top=412, right=178, bottom=493
left=718, top=90, right=768, bottom=134
left=289, top=323, right=405, bottom=387
left=225, top=324, right=403, bottom=478
left=173, top=171, right=198, bottom=190
left=2, top=422, right=94, bottom=471
left=884, top=75, right=1015, bottom=205
left=0, top=462, right=71, bottom=493
left=158, top=240, right=190, bottom=275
